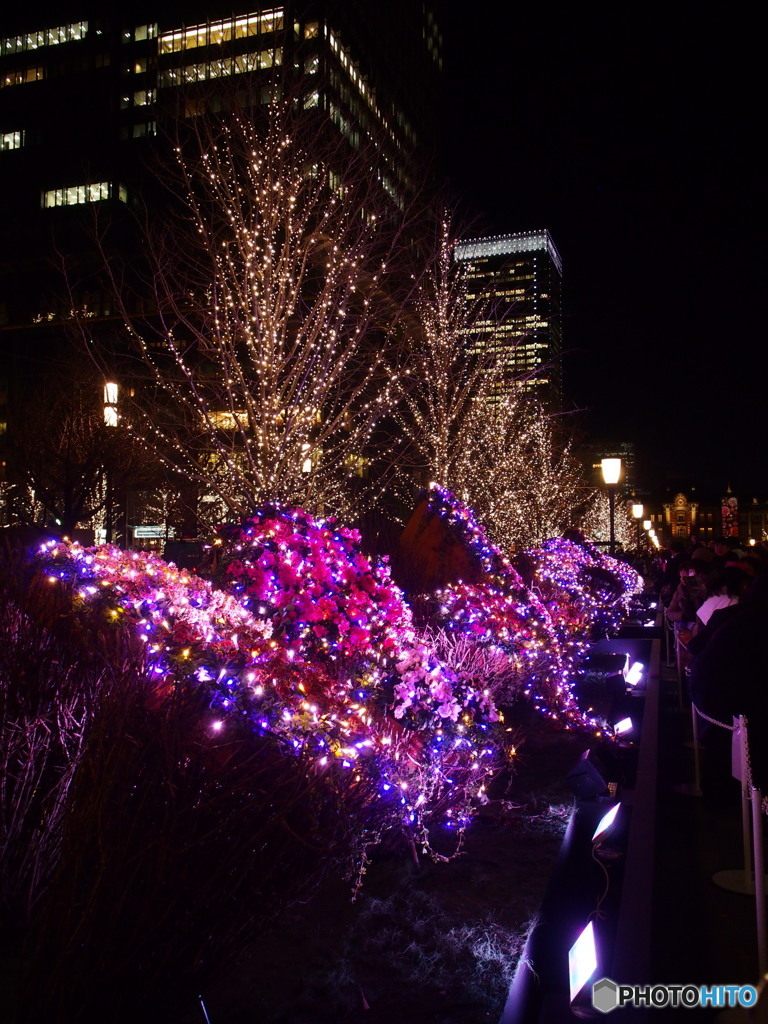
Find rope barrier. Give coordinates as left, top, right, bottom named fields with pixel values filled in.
left=691, top=702, right=736, bottom=732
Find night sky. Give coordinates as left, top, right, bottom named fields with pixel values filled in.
left=439, top=5, right=763, bottom=498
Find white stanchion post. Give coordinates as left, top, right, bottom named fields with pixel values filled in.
left=739, top=718, right=754, bottom=889
left=712, top=716, right=760, bottom=894
left=751, top=786, right=767, bottom=976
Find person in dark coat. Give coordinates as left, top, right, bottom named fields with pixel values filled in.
left=689, top=575, right=768, bottom=799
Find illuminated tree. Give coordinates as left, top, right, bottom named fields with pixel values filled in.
left=92, top=101, right=416, bottom=525
left=581, top=490, right=635, bottom=550
left=392, top=219, right=591, bottom=548
left=392, top=217, right=499, bottom=494
left=456, top=401, right=594, bottom=550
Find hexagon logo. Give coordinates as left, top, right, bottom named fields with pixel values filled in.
left=592, top=977, right=619, bottom=1013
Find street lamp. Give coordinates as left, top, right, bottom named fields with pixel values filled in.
left=601, top=458, right=622, bottom=555
left=103, top=381, right=119, bottom=544
left=103, top=381, right=119, bottom=427
left=631, top=501, right=644, bottom=551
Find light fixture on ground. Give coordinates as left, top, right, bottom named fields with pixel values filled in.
left=569, top=920, right=599, bottom=1004
left=566, top=749, right=610, bottom=799
left=592, top=803, right=621, bottom=845
left=623, top=660, right=644, bottom=687
left=601, top=458, right=622, bottom=555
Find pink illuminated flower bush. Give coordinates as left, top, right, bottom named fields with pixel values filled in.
left=204, top=505, right=502, bottom=734
left=422, top=486, right=627, bottom=733
left=31, top=534, right=502, bottom=860
left=207, top=507, right=414, bottom=668
left=525, top=537, right=643, bottom=641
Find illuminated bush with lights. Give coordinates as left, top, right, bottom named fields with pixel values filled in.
left=421, top=485, right=587, bottom=729
left=422, top=486, right=639, bottom=733
left=515, top=536, right=642, bottom=654
left=30, top=529, right=502, bottom=863
left=202, top=505, right=504, bottom=850
left=204, top=505, right=415, bottom=673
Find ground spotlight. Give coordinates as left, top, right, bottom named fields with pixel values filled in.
left=623, top=660, right=644, bottom=687
left=592, top=803, right=620, bottom=845
left=569, top=920, right=598, bottom=1003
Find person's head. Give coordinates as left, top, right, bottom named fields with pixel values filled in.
left=735, top=558, right=759, bottom=577
left=689, top=557, right=713, bottom=579
left=691, top=545, right=715, bottom=563
left=711, top=537, right=729, bottom=558
left=711, top=565, right=750, bottom=598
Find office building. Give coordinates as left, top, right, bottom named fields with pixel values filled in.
left=454, top=229, right=563, bottom=404
left=0, top=1, right=440, bottom=322
left=0, top=1, right=442, bottom=495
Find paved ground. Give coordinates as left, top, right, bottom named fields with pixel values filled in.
left=651, top=658, right=764, bottom=1022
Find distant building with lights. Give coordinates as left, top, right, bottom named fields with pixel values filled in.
left=454, top=229, right=563, bottom=404
left=627, top=487, right=768, bottom=548
left=0, top=1, right=442, bottom=496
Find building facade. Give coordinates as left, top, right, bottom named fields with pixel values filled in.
left=646, top=489, right=768, bottom=547
left=454, top=229, right=563, bottom=404
left=0, top=2, right=441, bottom=527
left=0, top=1, right=440, bottom=331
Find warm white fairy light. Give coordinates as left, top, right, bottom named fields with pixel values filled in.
left=110, top=101, right=408, bottom=523
left=450, top=396, right=593, bottom=550
left=394, top=218, right=592, bottom=548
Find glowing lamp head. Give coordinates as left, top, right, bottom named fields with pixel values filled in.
left=569, top=921, right=598, bottom=1002
left=631, top=503, right=644, bottom=520
left=600, top=458, right=621, bottom=485
left=592, top=803, right=620, bottom=845
left=623, top=661, right=644, bottom=687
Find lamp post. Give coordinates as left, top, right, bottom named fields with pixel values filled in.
left=631, top=501, right=644, bottom=551
left=103, top=381, right=119, bottom=544
left=601, top=457, right=622, bottom=555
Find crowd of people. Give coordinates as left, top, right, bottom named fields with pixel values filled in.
left=656, top=535, right=768, bottom=800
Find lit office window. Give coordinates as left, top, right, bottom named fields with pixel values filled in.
left=133, top=121, right=157, bottom=138
left=42, top=182, right=127, bottom=208
left=1, top=21, right=87, bottom=55
left=1, top=66, right=44, bottom=88
left=134, top=24, right=158, bottom=42
left=159, top=48, right=281, bottom=87
left=158, top=9, right=284, bottom=53
left=1, top=131, right=22, bottom=150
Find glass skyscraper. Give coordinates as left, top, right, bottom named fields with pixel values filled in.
left=454, top=229, right=563, bottom=405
